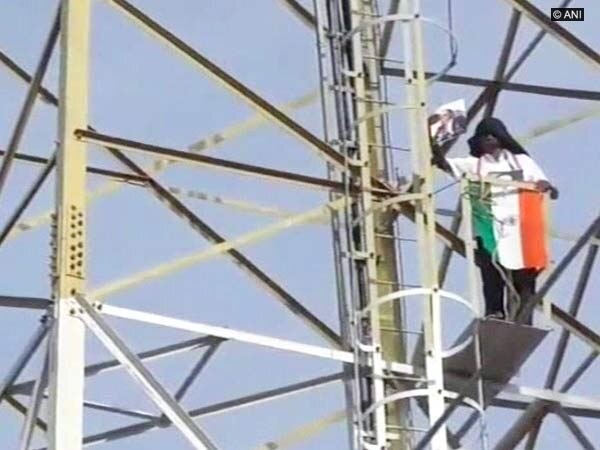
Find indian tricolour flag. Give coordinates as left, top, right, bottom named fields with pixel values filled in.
left=469, top=182, right=548, bottom=270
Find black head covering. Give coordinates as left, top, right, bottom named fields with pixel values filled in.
left=467, top=117, right=528, bottom=157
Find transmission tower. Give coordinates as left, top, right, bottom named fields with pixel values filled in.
left=0, top=1, right=599, bottom=450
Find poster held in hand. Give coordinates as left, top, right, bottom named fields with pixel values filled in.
left=429, top=99, right=467, bottom=147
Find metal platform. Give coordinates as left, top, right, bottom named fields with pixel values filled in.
left=443, top=318, right=549, bottom=405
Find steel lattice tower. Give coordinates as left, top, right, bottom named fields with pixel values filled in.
left=0, top=1, right=599, bottom=449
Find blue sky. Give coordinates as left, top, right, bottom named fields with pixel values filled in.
left=0, top=0, right=599, bottom=449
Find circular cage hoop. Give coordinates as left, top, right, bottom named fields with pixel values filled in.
left=359, top=288, right=474, bottom=317
left=441, top=334, right=473, bottom=359
left=341, top=14, right=458, bottom=87
left=359, top=288, right=476, bottom=358
left=341, top=13, right=420, bottom=45
left=360, top=388, right=484, bottom=423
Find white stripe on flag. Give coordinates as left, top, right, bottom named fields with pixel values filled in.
left=491, top=185, right=524, bottom=269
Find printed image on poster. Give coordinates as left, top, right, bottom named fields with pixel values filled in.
left=428, top=99, right=467, bottom=147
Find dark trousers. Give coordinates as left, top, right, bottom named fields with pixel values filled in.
left=475, top=238, right=538, bottom=322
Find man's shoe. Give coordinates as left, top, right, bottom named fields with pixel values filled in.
left=484, top=311, right=505, bottom=321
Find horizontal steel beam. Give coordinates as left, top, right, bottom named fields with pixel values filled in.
left=502, top=382, right=600, bottom=411
left=0, top=295, right=50, bottom=310
left=492, top=398, right=600, bottom=420
left=382, top=67, right=600, bottom=101
left=0, top=148, right=148, bottom=183
left=76, top=129, right=384, bottom=196
left=100, top=303, right=417, bottom=375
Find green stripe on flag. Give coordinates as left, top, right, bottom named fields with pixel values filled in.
left=467, top=182, right=497, bottom=255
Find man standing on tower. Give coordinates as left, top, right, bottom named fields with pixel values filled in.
left=432, top=118, right=559, bottom=323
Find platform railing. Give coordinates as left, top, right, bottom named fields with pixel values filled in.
left=460, top=174, right=553, bottom=327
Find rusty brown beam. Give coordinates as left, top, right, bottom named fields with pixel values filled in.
left=75, top=129, right=385, bottom=196
left=382, top=67, right=600, bottom=102
left=0, top=148, right=147, bottom=183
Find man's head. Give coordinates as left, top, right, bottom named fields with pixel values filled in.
left=440, top=109, right=454, bottom=124
left=479, top=134, right=501, bottom=155
left=468, top=117, right=528, bottom=157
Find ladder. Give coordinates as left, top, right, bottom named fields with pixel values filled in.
left=313, top=1, right=486, bottom=449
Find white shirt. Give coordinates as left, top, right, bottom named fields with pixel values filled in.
left=446, top=149, right=549, bottom=269
left=446, top=150, right=548, bottom=182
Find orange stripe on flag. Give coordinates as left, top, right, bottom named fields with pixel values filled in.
left=519, top=190, right=548, bottom=269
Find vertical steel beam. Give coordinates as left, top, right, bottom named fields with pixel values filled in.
left=415, top=372, right=482, bottom=450
left=47, top=1, right=91, bottom=449
left=346, top=1, right=412, bottom=447
left=346, top=0, right=395, bottom=446
left=484, top=9, right=521, bottom=117
left=401, top=1, right=447, bottom=447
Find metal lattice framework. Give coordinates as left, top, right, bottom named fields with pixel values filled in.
left=0, top=0, right=599, bottom=449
